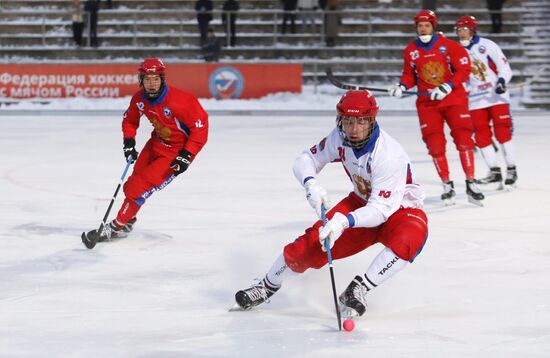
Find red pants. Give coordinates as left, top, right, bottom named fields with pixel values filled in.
left=115, top=139, right=178, bottom=224
left=283, top=192, right=428, bottom=273
left=471, top=104, right=513, bottom=148
left=417, top=103, right=475, bottom=157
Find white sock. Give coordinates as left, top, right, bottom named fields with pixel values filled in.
left=363, top=247, right=409, bottom=290
left=265, top=253, right=298, bottom=288
left=480, top=144, right=498, bottom=168
left=501, top=140, right=516, bottom=167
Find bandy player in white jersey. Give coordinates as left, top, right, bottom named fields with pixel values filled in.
left=234, top=90, right=428, bottom=320
left=456, top=15, right=518, bottom=188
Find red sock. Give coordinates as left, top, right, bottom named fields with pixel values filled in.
left=459, top=150, right=475, bottom=181
left=432, top=155, right=450, bottom=183
left=115, top=198, right=141, bottom=225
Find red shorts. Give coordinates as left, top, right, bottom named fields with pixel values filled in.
left=471, top=104, right=513, bottom=148
left=417, top=102, right=475, bottom=157
left=123, top=139, right=178, bottom=205
left=283, top=192, right=429, bottom=273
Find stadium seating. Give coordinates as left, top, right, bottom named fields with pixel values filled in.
left=0, top=0, right=548, bottom=107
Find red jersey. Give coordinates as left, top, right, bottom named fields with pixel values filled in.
left=399, top=34, right=471, bottom=107
left=123, top=85, right=209, bottom=156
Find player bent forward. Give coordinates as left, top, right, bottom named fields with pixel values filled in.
left=234, top=91, right=429, bottom=318
left=82, top=58, right=208, bottom=245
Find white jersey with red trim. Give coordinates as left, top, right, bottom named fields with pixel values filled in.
left=465, top=35, right=513, bottom=110
left=294, top=125, right=425, bottom=224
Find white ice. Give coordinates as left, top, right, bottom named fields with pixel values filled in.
left=1, top=109, right=549, bottom=357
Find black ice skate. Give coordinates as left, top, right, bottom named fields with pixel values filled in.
left=475, top=167, right=503, bottom=189
left=339, top=275, right=369, bottom=317
left=97, top=218, right=137, bottom=242
left=234, top=279, right=280, bottom=310
left=81, top=218, right=136, bottom=249
left=441, top=181, right=456, bottom=206
left=504, top=165, right=518, bottom=188
left=466, top=180, right=485, bottom=206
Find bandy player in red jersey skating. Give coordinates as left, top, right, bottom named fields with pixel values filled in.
left=388, top=10, right=484, bottom=206
left=234, top=91, right=428, bottom=320
left=83, top=58, right=209, bottom=244
left=455, top=15, right=518, bottom=189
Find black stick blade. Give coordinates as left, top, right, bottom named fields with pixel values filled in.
left=81, top=231, right=98, bottom=249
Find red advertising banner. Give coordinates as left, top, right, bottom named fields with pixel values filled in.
left=0, top=63, right=302, bottom=99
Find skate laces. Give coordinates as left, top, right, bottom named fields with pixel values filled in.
left=351, top=278, right=368, bottom=305
left=100, top=223, right=112, bottom=237
left=467, top=181, right=482, bottom=194
left=442, top=181, right=454, bottom=193
left=245, top=279, right=270, bottom=304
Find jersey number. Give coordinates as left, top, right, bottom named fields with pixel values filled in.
left=378, top=190, right=392, bottom=198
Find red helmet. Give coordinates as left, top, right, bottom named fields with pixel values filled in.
left=414, top=9, right=437, bottom=28
left=138, top=58, right=166, bottom=76
left=455, top=15, right=477, bottom=32
left=336, top=90, right=379, bottom=149
left=337, top=90, right=379, bottom=117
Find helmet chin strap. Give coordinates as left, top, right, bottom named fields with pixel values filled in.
left=459, top=38, right=472, bottom=47
left=142, top=80, right=165, bottom=100
left=418, top=34, right=433, bottom=43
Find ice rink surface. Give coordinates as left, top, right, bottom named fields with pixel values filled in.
left=1, top=111, right=549, bottom=357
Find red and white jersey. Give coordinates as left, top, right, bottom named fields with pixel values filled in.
left=400, top=33, right=471, bottom=108
left=464, top=35, right=513, bottom=110
left=294, top=125, right=425, bottom=223
left=123, top=85, right=209, bottom=156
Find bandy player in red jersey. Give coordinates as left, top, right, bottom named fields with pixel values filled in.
left=234, top=91, right=428, bottom=320
left=388, top=10, right=484, bottom=206
left=83, top=58, right=208, bottom=243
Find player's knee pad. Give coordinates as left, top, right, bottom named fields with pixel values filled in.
left=493, top=123, right=512, bottom=144
left=122, top=175, right=149, bottom=203
left=283, top=231, right=327, bottom=273
left=424, top=135, right=446, bottom=158
left=473, top=126, right=493, bottom=148
left=452, top=131, right=475, bottom=151
left=385, top=212, right=428, bottom=262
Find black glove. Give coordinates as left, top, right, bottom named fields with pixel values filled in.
left=123, top=138, right=138, bottom=163
left=170, top=149, right=193, bottom=176
left=495, top=77, right=507, bottom=94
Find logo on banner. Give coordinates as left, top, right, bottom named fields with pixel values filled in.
left=208, top=66, right=244, bottom=99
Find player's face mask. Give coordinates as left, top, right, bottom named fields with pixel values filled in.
left=416, top=22, right=434, bottom=43
left=141, top=74, right=164, bottom=99
left=456, top=27, right=473, bottom=46
left=338, top=115, right=376, bottom=149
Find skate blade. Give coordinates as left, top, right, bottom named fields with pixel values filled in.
left=228, top=303, right=248, bottom=312
left=81, top=231, right=98, bottom=249
left=467, top=196, right=484, bottom=207
left=504, top=184, right=516, bottom=191
left=339, top=305, right=360, bottom=319
left=443, top=197, right=456, bottom=206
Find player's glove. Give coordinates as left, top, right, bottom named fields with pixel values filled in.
left=430, top=83, right=452, bottom=101
left=170, top=149, right=193, bottom=176
left=388, top=84, right=406, bottom=98
left=495, top=77, right=507, bottom=94
left=123, top=138, right=139, bottom=163
left=304, top=178, right=331, bottom=218
left=318, top=212, right=350, bottom=252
